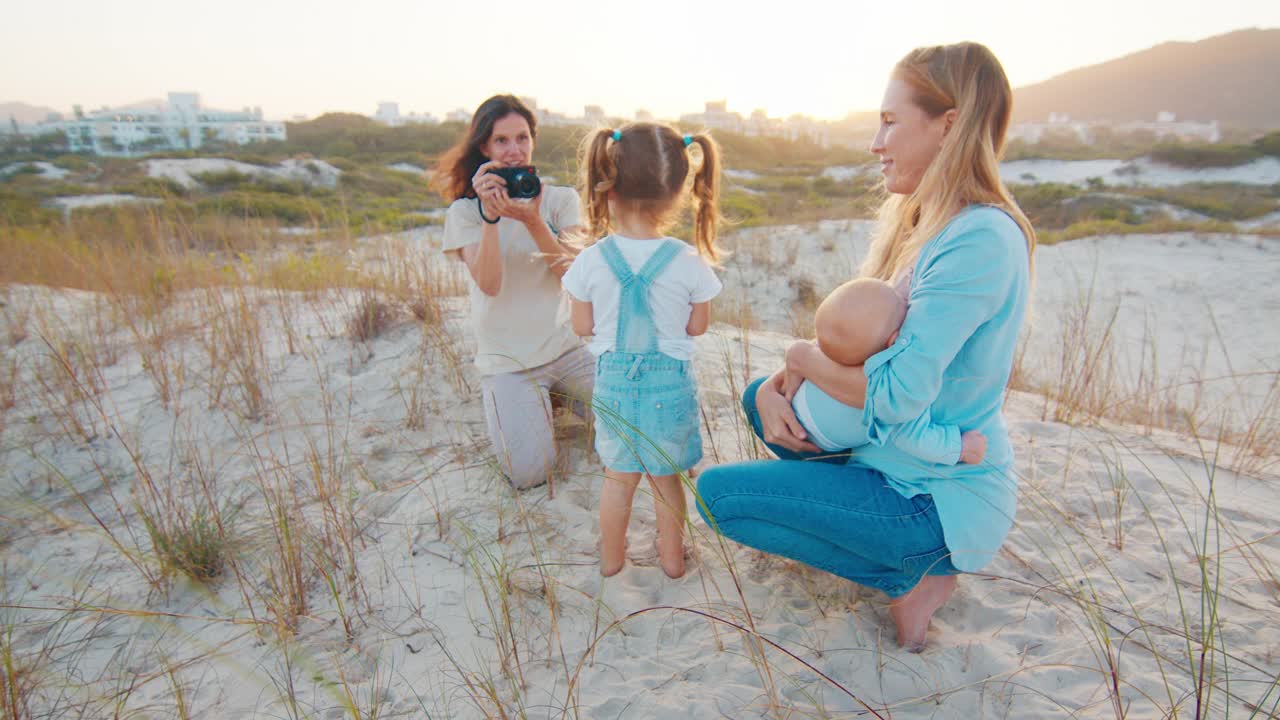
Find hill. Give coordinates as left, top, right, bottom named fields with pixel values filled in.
left=1013, top=28, right=1280, bottom=129
left=0, top=102, right=61, bottom=125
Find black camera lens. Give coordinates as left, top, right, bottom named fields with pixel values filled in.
left=488, top=166, right=542, bottom=199
left=513, top=172, right=540, bottom=197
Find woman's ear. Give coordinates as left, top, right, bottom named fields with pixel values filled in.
left=943, top=108, right=958, bottom=135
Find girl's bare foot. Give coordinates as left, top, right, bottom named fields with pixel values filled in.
left=600, top=470, right=641, bottom=577
left=600, top=549, right=625, bottom=577
left=889, top=575, right=957, bottom=652
left=657, top=534, right=685, bottom=578
left=650, top=473, right=689, bottom=578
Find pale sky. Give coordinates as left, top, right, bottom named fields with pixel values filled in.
left=3, top=0, right=1278, bottom=122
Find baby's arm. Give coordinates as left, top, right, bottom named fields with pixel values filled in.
left=888, top=410, right=986, bottom=465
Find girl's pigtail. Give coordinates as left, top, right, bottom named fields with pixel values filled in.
left=690, top=133, right=723, bottom=263
left=580, top=128, right=618, bottom=240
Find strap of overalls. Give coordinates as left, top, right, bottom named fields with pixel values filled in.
left=597, top=237, right=684, bottom=354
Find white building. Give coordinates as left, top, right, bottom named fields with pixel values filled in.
left=375, top=102, right=402, bottom=126
left=374, top=102, right=439, bottom=126
left=1117, top=112, right=1221, bottom=143
left=1007, top=113, right=1093, bottom=144
left=744, top=109, right=782, bottom=138
left=782, top=114, right=830, bottom=147
left=1009, top=112, right=1221, bottom=145
left=38, top=92, right=284, bottom=156
left=680, top=101, right=744, bottom=134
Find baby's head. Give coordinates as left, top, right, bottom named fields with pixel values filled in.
left=813, top=278, right=907, bottom=366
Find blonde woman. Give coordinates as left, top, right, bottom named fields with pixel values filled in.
left=697, top=43, right=1036, bottom=651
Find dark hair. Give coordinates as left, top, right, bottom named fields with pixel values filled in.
left=432, top=94, right=537, bottom=201
left=580, top=123, right=723, bottom=262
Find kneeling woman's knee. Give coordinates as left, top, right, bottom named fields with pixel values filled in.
left=498, top=454, right=554, bottom=490
left=694, top=466, right=731, bottom=527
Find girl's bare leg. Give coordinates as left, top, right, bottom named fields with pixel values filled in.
left=600, top=469, right=641, bottom=576
left=650, top=472, right=688, bottom=578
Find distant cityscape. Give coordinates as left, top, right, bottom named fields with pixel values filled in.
left=2, top=91, right=1225, bottom=157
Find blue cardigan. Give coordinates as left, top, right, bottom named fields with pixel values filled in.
left=853, top=205, right=1030, bottom=572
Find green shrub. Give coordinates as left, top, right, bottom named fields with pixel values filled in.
left=2, top=163, right=41, bottom=178
left=1039, top=218, right=1238, bottom=244
left=1252, top=131, right=1280, bottom=157
left=0, top=188, right=58, bottom=225
left=193, top=169, right=256, bottom=191
left=126, top=177, right=189, bottom=198
left=51, top=154, right=92, bottom=171
left=721, top=191, right=768, bottom=225
left=1149, top=142, right=1260, bottom=169
left=1130, top=184, right=1278, bottom=221
left=196, top=191, right=324, bottom=224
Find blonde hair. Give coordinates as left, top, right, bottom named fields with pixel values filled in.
left=860, top=43, right=1036, bottom=282
left=579, top=123, right=723, bottom=262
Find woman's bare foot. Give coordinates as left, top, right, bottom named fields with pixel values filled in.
left=657, top=534, right=686, bottom=578
left=889, top=575, right=957, bottom=652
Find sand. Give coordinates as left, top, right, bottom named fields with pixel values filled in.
left=1000, top=157, right=1280, bottom=187
left=820, top=157, right=1280, bottom=188
left=145, top=157, right=342, bottom=189
left=0, top=161, right=70, bottom=180
left=48, top=193, right=163, bottom=212
left=0, top=220, right=1276, bottom=718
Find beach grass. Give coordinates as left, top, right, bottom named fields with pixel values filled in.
left=0, top=200, right=1276, bottom=718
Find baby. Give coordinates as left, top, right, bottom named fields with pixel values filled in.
left=790, top=277, right=986, bottom=464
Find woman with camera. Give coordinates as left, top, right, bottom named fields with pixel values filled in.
left=435, top=94, right=593, bottom=490
left=696, top=43, right=1036, bottom=651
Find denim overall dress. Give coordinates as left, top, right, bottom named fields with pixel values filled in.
left=591, top=237, right=703, bottom=475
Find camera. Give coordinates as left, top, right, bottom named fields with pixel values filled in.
left=487, top=165, right=542, bottom=199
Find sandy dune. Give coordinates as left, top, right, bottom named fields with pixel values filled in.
left=0, top=223, right=1276, bottom=718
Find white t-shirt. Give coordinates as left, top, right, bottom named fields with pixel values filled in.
left=561, top=234, right=722, bottom=360
left=442, top=185, right=585, bottom=376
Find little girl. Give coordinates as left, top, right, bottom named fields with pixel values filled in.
left=561, top=123, right=723, bottom=579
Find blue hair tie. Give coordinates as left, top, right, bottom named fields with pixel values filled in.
left=611, top=129, right=621, bottom=141
left=682, top=134, right=693, bottom=146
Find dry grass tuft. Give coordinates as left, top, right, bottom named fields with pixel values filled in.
left=347, top=291, right=399, bottom=344
left=141, top=500, right=232, bottom=583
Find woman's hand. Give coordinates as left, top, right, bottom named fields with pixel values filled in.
left=497, top=192, right=544, bottom=226
left=781, top=368, right=803, bottom=401
left=756, top=369, right=821, bottom=453
left=471, top=161, right=507, bottom=205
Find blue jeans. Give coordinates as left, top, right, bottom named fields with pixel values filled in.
left=695, top=377, right=958, bottom=598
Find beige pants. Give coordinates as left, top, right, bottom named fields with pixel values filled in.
left=480, top=346, right=595, bottom=489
